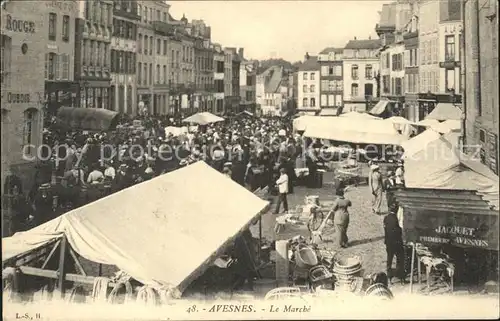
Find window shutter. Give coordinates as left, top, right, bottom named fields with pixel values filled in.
left=55, top=54, right=60, bottom=79
left=45, top=53, right=49, bottom=79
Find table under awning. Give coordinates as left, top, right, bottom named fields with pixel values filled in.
left=395, top=188, right=499, bottom=251
left=56, top=107, right=120, bottom=131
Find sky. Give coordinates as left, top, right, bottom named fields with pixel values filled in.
left=169, top=0, right=391, bottom=62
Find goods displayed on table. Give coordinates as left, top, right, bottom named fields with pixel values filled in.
left=336, top=158, right=363, bottom=186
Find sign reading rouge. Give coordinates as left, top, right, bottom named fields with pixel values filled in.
left=403, top=209, right=499, bottom=251
left=4, top=14, right=36, bottom=33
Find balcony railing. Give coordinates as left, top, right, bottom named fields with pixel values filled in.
left=445, top=53, right=455, bottom=62
left=152, top=21, right=174, bottom=37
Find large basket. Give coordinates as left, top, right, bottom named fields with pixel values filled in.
left=294, top=244, right=318, bottom=270
left=333, top=256, right=362, bottom=276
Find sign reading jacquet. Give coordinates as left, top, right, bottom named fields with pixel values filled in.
left=4, top=15, right=36, bottom=33
left=403, top=210, right=499, bottom=251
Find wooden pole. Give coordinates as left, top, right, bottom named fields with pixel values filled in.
left=258, top=216, right=262, bottom=263
left=409, top=243, right=415, bottom=294
left=57, top=235, right=67, bottom=297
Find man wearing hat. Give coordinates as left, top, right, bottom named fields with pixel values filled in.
left=383, top=171, right=397, bottom=213
left=395, top=162, right=405, bottom=187
left=383, top=211, right=405, bottom=284
left=369, top=164, right=383, bottom=215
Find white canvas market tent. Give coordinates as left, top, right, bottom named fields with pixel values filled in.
left=402, top=130, right=499, bottom=209
left=182, top=112, right=224, bottom=125
left=303, top=116, right=407, bottom=145
left=2, top=162, right=269, bottom=293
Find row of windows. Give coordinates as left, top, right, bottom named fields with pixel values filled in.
left=48, top=13, right=70, bottom=42
left=350, top=64, right=373, bottom=80
left=137, top=4, right=168, bottom=24
left=302, top=98, right=316, bottom=107
left=421, top=39, right=439, bottom=65
left=320, top=94, right=343, bottom=107
left=45, top=53, right=70, bottom=80
left=84, top=1, right=112, bottom=26
left=320, top=65, right=342, bottom=77
left=302, top=85, right=316, bottom=93
left=348, top=83, right=374, bottom=98
left=82, top=40, right=109, bottom=68
left=420, top=70, right=439, bottom=93
left=110, top=50, right=136, bottom=74
left=302, top=72, right=316, bottom=80
left=320, top=80, right=344, bottom=92
left=113, top=19, right=137, bottom=40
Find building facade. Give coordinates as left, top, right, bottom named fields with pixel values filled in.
left=223, top=47, right=241, bottom=114
left=239, top=55, right=257, bottom=114
left=342, top=39, right=380, bottom=112
left=111, top=0, right=139, bottom=114
left=318, top=47, right=343, bottom=112
left=438, top=1, right=462, bottom=95
left=256, top=66, right=287, bottom=117
left=191, top=20, right=214, bottom=113
left=75, top=0, right=113, bottom=109
left=1, top=0, right=46, bottom=193
left=463, top=0, right=499, bottom=175
left=297, top=55, right=320, bottom=112
left=212, top=43, right=225, bottom=115
left=137, top=0, right=172, bottom=115
left=44, top=1, right=80, bottom=114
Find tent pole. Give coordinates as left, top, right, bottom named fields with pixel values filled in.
left=41, top=239, right=61, bottom=269
left=57, top=235, right=67, bottom=297
left=409, top=242, right=415, bottom=294
left=258, top=216, right=262, bottom=263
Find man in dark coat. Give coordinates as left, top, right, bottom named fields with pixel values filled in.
left=383, top=211, right=406, bottom=284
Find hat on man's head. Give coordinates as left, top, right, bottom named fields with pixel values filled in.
left=370, top=164, right=380, bottom=171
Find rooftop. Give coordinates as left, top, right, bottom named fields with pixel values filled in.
left=378, top=2, right=397, bottom=28
left=344, top=39, right=382, bottom=50
left=319, top=47, right=343, bottom=55
left=298, top=56, right=320, bottom=71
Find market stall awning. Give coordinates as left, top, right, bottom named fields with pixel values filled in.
left=425, top=103, right=462, bottom=121
left=319, top=108, right=339, bottom=116
left=182, top=112, right=224, bottom=125
left=395, top=188, right=499, bottom=250
left=2, top=162, right=269, bottom=293
left=369, top=100, right=395, bottom=116
left=340, top=111, right=381, bottom=120
left=56, top=107, right=119, bottom=131
left=303, top=116, right=407, bottom=145
left=431, top=119, right=461, bottom=133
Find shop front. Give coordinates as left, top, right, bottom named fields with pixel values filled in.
left=45, top=81, right=79, bottom=116
left=77, top=80, right=112, bottom=110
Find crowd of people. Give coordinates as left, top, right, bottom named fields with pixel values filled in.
left=5, top=112, right=332, bottom=234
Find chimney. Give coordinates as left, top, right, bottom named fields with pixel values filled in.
left=369, top=35, right=371, bottom=40
left=305, top=52, right=310, bottom=60
left=238, top=48, right=244, bottom=59
left=354, top=36, right=357, bottom=40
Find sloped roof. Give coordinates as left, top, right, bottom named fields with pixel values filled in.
left=2, top=162, right=269, bottom=293
left=261, top=66, right=284, bottom=93
left=344, top=39, right=382, bottom=50
left=298, top=56, right=320, bottom=71
left=319, top=47, right=343, bottom=54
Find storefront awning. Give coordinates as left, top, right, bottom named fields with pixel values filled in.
left=56, top=107, right=120, bottom=131
left=395, top=188, right=499, bottom=251
left=425, top=103, right=462, bottom=121
left=319, top=108, right=339, bottom=116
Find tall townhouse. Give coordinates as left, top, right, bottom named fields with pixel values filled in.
left=192, top=19, right=214, bottom=113
left=223, top=47, right=242, bottom=114
left=44, top=1, right=79, bottom=112
left=150, top=2, right=171, bottom=115
left=232, top=51, right=242, bottom=113
left=1, top=1, right=46, bottom=193
left=178, top=16, right=195, bottom=114
left=317, top=47, right=343, bottom=115
left=342, top=38, right=380, bottom=113
left=403, top=1, right=420, bottom=122
left=256, top=66, right=287, bottom=117
left=240, top=54, right=258, bottom=114
left=464, top=0, right=499, bottom=175
left=74, top=0, right=113, bottom=109
left=375, top=1, right=411, bottom=118
left=110, top=0, right=139, bottom=114
left=297, top=55, right=320, bottom=112
left=137, top=1, right=171, bottom=115
left=212, top=43, right=225, bottom=115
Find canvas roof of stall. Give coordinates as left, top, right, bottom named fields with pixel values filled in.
left=56, top=107, right=119, bottom=131
left=401, top=130, right=499, bottom=209
left=303, top=116, right=406, bottom=145
left=425, top=103, right=462, bottom=121
left=2, top=162, right=269, bottom=293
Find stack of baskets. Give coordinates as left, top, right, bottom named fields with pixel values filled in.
left=332, top=256, right=363, bottom=292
